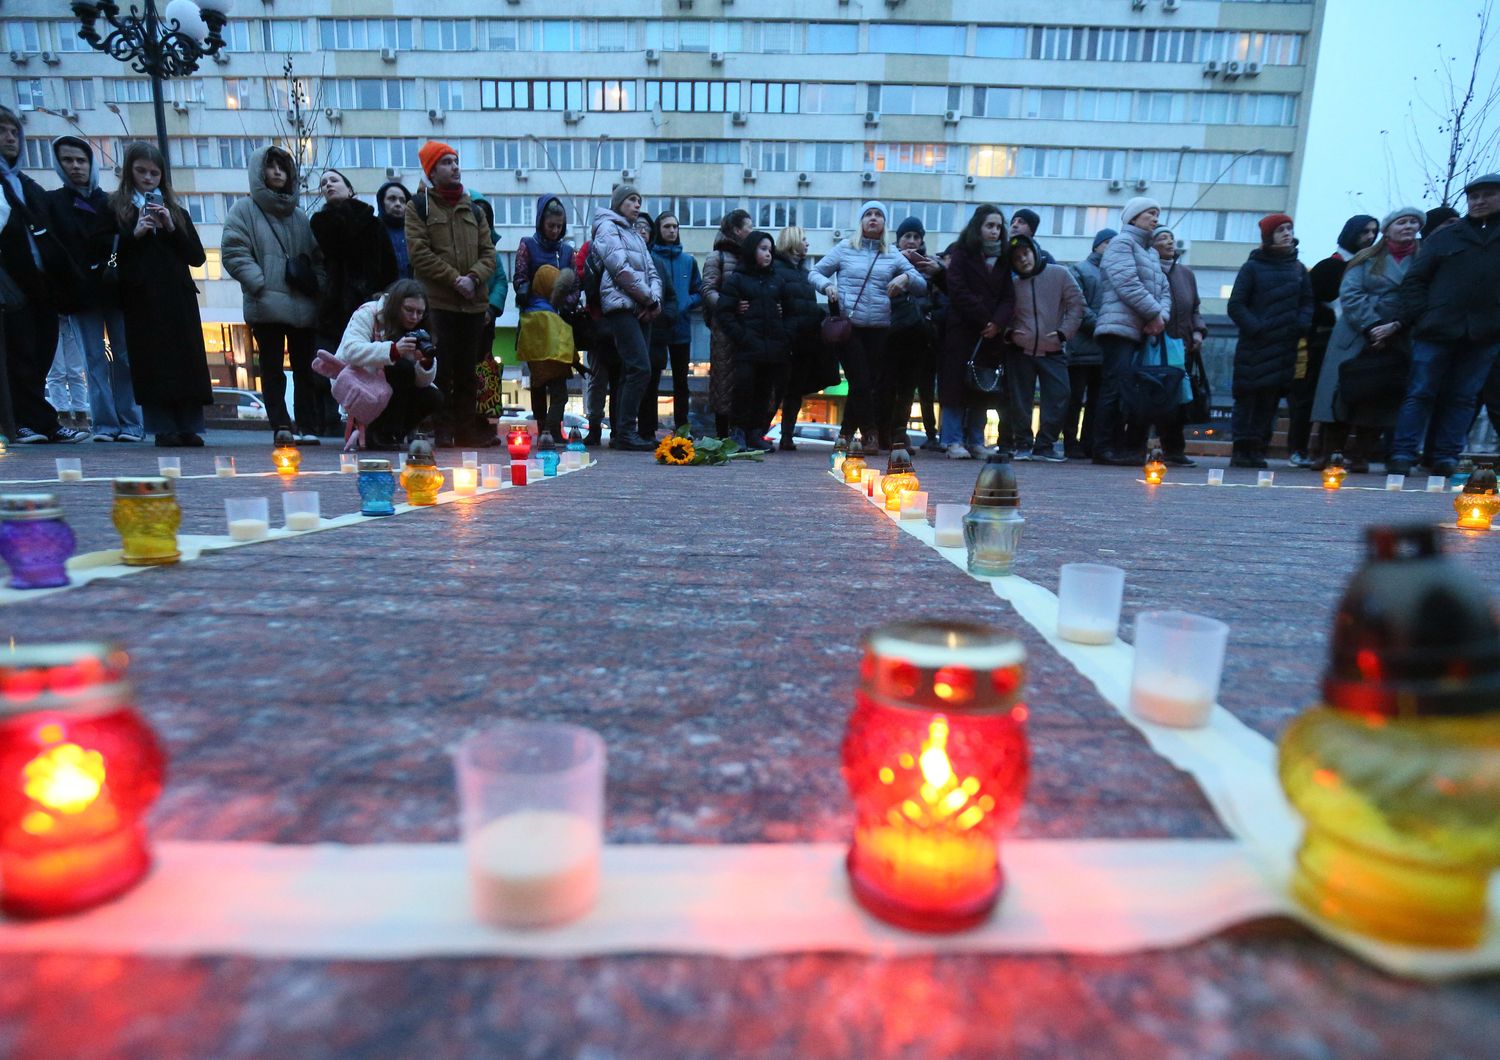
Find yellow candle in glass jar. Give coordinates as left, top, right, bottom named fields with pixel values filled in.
left=111, top=477, right=181, bottom=566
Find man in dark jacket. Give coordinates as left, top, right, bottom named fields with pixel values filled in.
left=1389, top=174, right=1500, bottom=475
left=1009, top=208, right=1056, bottom=266
left=49, top=135, right=145, bottom=442
left=1063, top=228, right=1114, bottom=459
left=0, top=108, right=89, bottom=444
left=1226, top=213, right=1315, bottom=468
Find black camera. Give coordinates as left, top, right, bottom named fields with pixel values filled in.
left=406, top=328, right=437, bottom=358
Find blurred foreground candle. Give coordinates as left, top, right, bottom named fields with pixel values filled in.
left=1322, top=453, right=1347, bottom=491
left=0, top=494, right=76, bottom=590
left=156, top=457, right=181, bottom=479
left=1129, top=611, right=1229, bottom=728
left=933, top=504, right=965, bottom=548
left=900, top=490, right=928, bottom=521
left=537, top=432, right=559, bottom=477
left=282, top=491, right=321, bottom=531
left=1454, top=466, right=1500, bottom=531
left=1143, top=448, right=1165, bottom=486
left=1279, top=525, right=1500, bottom=948
left=357, top=459, right=396, bottom=516
left=481, top=462, right=502, bottom=488
left=964, top=453, right=1024, bottom=576
left=456, top=722, right=605, bottom=928
left=452, top=467, right=478, bottom=496
left=0, top=643, right=165, bottom=918
left=55, top=459, right=83, bottom=483
left=225, top=497, right=269, bottom=541
left=842, top=621, right=1030, bottom=932
left=1056, top=563, right=1125, bottom=645
left=271, top=429, right=301, bottom=476
left=882, top=448, right=919, bottom=512
left=111, top=478, right=180, bottom=566
left=401, top=437, right=443, bottom=506
left=214, top=455, right=236, bottom=478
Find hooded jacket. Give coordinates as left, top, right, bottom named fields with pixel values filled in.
left=514, top=194, right=575, bottom=308
left=221, top=145, right=323, bottom=328
left=811, top=238, right=927, bottom=328
left=46, top=135, right=117, bottom=305
left=1005, top=235, right=1084, bottom=356
left=1065, top=249, right=1107, bottom=366
left=1307, top=214, right=1377, bottom=351
left=0, top=121, right=74, bottom=307
left=700, top=232, right=746, bottom=326
left=403, top=181, right=496, bottom=315
left=719, top=233, right=793, bottom=364
left=1096, top=224, right=1171, bottom=341
left=589, top=205, right=661, bottom=314
left=1227, top=243, right=1315, bottom=392
left=650, top=240, right=701, bottom=345
left=310, top=194, right=398, bottom=342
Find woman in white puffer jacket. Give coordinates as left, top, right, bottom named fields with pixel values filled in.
left=333, top=279, right=442, bottom=449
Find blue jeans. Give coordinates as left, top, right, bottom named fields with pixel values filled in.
left=939, top=403, right=987, bottom=450
left=1391, top=338, right=1500, bottom=463
left=62, top=308, right=143, bottom=438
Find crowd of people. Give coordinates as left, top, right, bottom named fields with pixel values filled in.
left=2, top=106, right=1497, bottom=475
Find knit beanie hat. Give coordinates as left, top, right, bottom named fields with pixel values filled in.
left=1012, top=208, right=1041, bottom=233
left=1421, top=205, right=1460, bottom=239
left=857, top=200, right=887, bottom=225
left=1122, top=197, right=1160, bottom=226
left=1152, top=227, right=1176, bottom=244
left=1259, top=212, right=1294, bottom=244
left=1091, top=228, right=1118, bottom=250
left=896, top=216, right=925, bottom=239
left=611, top=184, right=641, bottom=212
left=418, top=141, right=456, bottom=179
left=1382, top=206, right=1425, bottom=231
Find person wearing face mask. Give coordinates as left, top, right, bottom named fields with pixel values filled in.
left=1003, top=233, right=1082, bottom=461
left=701, top=209, right=754, bottom=439
left=939, top=205, right=1014, bottom=459
left=650, top=212, right=701, bottom=432
left=589, top=183, right=662, bottom=450
left=375, top=181, right=413, bottom=279
left=222, top=145, right=326, bottom=444
left=1306, top=207, right=1424, bottom=473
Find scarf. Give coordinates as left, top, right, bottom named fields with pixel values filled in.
left=981, top=239, right=1005, bottom=258
left=434, top=184, right=464, bottom=207
left=652, top=241, right=682, bottom=260
left=1388, top=241, right=1416, bottom=263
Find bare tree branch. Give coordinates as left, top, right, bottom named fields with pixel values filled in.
left=1407, top=1, right=1500, bottom=205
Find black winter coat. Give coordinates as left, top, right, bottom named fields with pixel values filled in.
left=311, top=198, right=398, bottom=343
left=47, top=185, right=117, bottom=306
left=648, top=249, right=679, bottom=348
left=116, top=207, right=212, bottom=407
left=1397, top=215, right=1500, bottom=345
left=939, top=242, right=1015, bottom=408
left=720, top=265, right=793, bottom=364
left=1227, top=245, right=1314, bottom=393
left=772, top=253, right=824, bottom=356
left=1, top=173, right=79, bottom=310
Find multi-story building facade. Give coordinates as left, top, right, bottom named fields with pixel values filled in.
left=8, top=0, right=1324, bottom=412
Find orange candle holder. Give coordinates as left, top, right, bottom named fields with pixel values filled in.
left=1454, top=466, right=1499, bottom=530
left=882, top=447, right=919, bottom=512
left=841, top=621, right=1030, bottom=932
left=1322, top=453, right=1348, bottom=491
left=1143, top=448, right=1165, bottom=486
left=272, top=429, right=301, bottom=476
left=0, top=643, right=166, bottom=918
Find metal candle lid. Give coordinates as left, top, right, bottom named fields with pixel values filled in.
left=969, top=452, right=1020, bottom=509
left=885, top=446, right=914, bottom=475
left=407, top=436, right=437, bottom=466
left=0, top=493, right=64, bottom=521
left=273, top=428, right=297, bottom=448
left=537, top=431, right=557, bottom=452
left=1460, top=466, right=1497, bottom=495
left=0, top=641, right=131, bottom=718
left=113, top=476, right=175, bottom=497
left=358, top=458, right=392, bottom=472
left=860, top=620, right=1027, bottom=714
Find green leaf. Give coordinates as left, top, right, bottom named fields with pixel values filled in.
left=697, top=438, right=724, bottom=453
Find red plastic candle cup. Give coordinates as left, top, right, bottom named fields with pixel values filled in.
left=0, top=643, right=166, bottom=919
left=842, top=621, right=1029, bottom=932
left=510, top=460, right=528, bottom=487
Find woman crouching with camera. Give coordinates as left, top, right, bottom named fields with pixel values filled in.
left=333, top=279, right=444, bottom=449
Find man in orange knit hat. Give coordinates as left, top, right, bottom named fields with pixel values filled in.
left=405, top=140, right=499, bottom=447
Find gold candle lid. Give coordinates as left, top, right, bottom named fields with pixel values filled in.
left=113, top=476, right=175, bottom=497
left=0, top=492, right=64, bottom=521
left=358, top=458, right=392, bottom=472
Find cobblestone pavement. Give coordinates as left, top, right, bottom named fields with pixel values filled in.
left=0, top=439, right=1495, bottom=1058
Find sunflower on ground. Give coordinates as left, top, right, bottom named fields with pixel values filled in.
left=656, top=435, right=696, bottom=465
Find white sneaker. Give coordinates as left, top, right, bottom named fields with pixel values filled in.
left=945, top=444, right=971, bottom=460
left=974, top=445, right=998, bottom=459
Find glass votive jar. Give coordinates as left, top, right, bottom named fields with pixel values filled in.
left=1426, top=475, right=1448, bottom=493
left=55, top=458, right=83, bottom=483
left=282, top=491, right=321, bottom=531
left=395, top=452, right=408, bottom=473
left=357, top=458, right=396, bottom=516
left=934, top=504, right=966, bottom=548
left=481, top=463, right=502, bottom=488
left=1056, top=563, right=1126, bottom=645
left=401, top=462, right=444, bottom=506
left=1257, top=470, right=1275, bottom=487
left=1207, top=468, right=1224, bottom=485
left=225, top=497, right=269, bottom=542
left=900, top=490, right=928, bottom=521
left=859, top=467, right=877, bottom=493
left=0, top=494, right=76, bottom=589
left=111, top=477, right=180, bottom=566
left=1386, top=474, right=1405, bottom=492
left=455, top=721, right=606, bottom=929
left=339, top=452, right=358, bottom=474
left=452, top=467, right=478, bottom=496
left=1129, top=611, right=1230, bottom=728
left=214, top=455, right=236, bottom=478
left=156, top=456, right=181, bottom=479
left=462, top=451, right=480, bottom=470
left=539, top=449, right=559, bottom=478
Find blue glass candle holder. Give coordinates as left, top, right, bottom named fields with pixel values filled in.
left=358, top=459, right=396, bottom=517
left=0, top=493, right=76, bottom=589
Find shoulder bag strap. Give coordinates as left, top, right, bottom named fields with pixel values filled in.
left=255, top=203, right=292, bottom=260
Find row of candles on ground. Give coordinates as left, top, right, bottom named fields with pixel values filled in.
left=3, top=527, right=1491, bottom=949
left=0, top=429, right=584, bottom=590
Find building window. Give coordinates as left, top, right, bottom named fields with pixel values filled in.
left=324, top=79, right=414, bottom=111
left=532, top=139, right=635, bottom=172
left=806, top=23, right=858, bottom=53
left=644, top=80, right=740, bottom=113
left=744, top=22, right=795, bottom=54
left=588, top=80, right=636, bottom=113
left=64, top=78, right=94, bottom=111
left=421, top=19, right=474, bottom=52
left=223, top=78, right=259, bottom=110
left=748, top=141, right=793, bottom=172
left=319, top=19, right=410, bottom=52
left=12, top=78, right=45, bottom=112
left=968, top=145, right=1019, bottom=178
left=6, top=22, right=43, bottom=54
left=165, top=79, right=205, bottom=105
left=482, top=80, right=584, bottom=111
left=482, top=139, right=527, bottom=171
left=169, top=137, right=212, bottom=168
left=886, top=202, right=958, bottom=234
left=326, top=137, right=422, bottom=169
left=645, top=140, right=739, bottom=164
left=868, top=23, right=966, bottom=56
left=810, top=143, right=848, bottom=172
left=189, top=248, right=224, bottom=283
left=434, top=81, right=470, bottom=112
left=749, top=82, right=799, bottom=114
left=800, top=83, right=857, bottom=115
left=484, top=20, right=524, bottom=51
left=649, top=197, right=739, bottom=228
left=864, top=142, right=960, bottom=175
left=870, top=84, right=959, bottom=116
left=104, top=79, right=153, bottom=104
left=178, top=194, right=219, bottom=225
left=260, top=20, right=307, bottom=53
left=975, top=26, right=1027, bottom=58
left=53, top=22, right=89, bottom=53
left=218, top=138, right=265, bottom=169
left=223, top=21, right=252, bottom=52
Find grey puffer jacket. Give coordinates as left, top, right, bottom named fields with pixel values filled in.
left=1065, top=251, right=1105, bottom=366
left=590, top=207, right=661, bottom=315
left=811, top=239, right=926, bottom=328
left=220, top=145, right=323, bottom=329
left=1096, top=225, right=1170, bottom=341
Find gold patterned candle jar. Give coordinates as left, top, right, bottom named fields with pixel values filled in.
left=882, top=448, right=920, bottom=512
left=110, top=478, right=181, bottom=566
left=400, top=437, right=444, bottom=506
left=1453, top=466, right=1500, bottom=531
left=271, top=429, right=301, bottom=476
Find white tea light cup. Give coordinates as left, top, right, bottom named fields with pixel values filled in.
left=1056, top=563, right=1126, bottom=645
left=1129, top=611, right=1230, bottom=728
left=225, top=496, right=270, bottom=541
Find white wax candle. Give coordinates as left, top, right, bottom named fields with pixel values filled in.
left=1131, top=672, right=1214, bottom=728
left=216, top=468, right=236, bottom=478
left=285, top=512, right=321, bottom=531
left=228, top=518, right=269, bottom=542
left=482, top=476, right=501, bottom=489
left=1257, top=472, right=1274, bottom=487
left=934, top=529, right=965, bottom=547
left=159, top=467, right=181, bottom=479
left=1426, top=476, right=1447, bottom=493
left=1057, top=621, right=1116, bottom=646
left=467, top=810, right=601, bottom=929
left=1386, top=474, right=1405, bottom=491
left=57, top=469, right=83, bottom=482
left=1207, top=470, right=1224, bottom=485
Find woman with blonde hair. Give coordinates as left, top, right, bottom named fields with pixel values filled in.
left=772, top=225, right=827, bottom=448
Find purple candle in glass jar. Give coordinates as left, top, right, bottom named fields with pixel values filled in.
left=0, top=494, right=76, bottom=590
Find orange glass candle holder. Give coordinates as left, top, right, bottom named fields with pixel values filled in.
left=841, top=621, right=1030, bottom=932
left=1453, top=466, right=1499, bottom=530
left=1322, top=453, right=1348, bottom=491
left=0, top=643, right=166, bottom=918
left=882, top=448, right=919, bottom=512
left=272, top=429, right=301, bottom=476
left=1143, top=448, right=1165, bottom=486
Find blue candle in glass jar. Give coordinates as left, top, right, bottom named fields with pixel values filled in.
left=537, top=432, right=560, bottom=477
left=0, top=493, right=76, bottom=589
left=357, top=459, right=396, bottom=517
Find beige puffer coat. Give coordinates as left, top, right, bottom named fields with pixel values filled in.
left=220, top=145, right=323, bottom=328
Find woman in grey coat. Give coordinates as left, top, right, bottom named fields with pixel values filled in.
left=1309, top=206, right=1424, bottom=472
left=221, top=145, right=324, bottom=442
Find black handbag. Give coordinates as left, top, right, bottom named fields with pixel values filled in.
left=1121, top=340, right=1186, bottom=424
left=257, top=205, right=320, bottom=298
left=1337, top=346, right=1408, bottom=406
left=1183, top=348, right=1213, bottom=425
left=966, top=338, right=1004, bottom=394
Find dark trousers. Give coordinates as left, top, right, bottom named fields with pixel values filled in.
left=840, top=326, right=888, bottom=441
left=142, top=400, right=205, bottom=436
left=428, top=309, right=486, bottom=441
left=1286, top=343, right=1325, bottom=456
left=602, top=310, right=652, bottom=439
left=530, top=377, right=569, bottom=437
left=3, top=303, right=61, bottom=436
left=639, top=343, right=670, bottom=437
left=1065, top=364, right=1100, bottom=455
left=371, top=359, right=443, bottom=442
left=1094, top=335, right=1144, bottom=457
left=733, top=359, right=787, bottom=436
left=1005, top=351, right=1069, bottom=451
left=665, top=341, right=691, bottom=428
left=585, top=335, right=621, bottom=428
left=252, top=323, right=317, bottom=435
left=0, top=311, right=14, bottom=439
left=888, top=327, right=937, bottom=441
left=1232, top=386, right=1282, bottom=455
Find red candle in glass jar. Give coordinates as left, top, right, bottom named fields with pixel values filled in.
left=842, top=621, right=1029, bottom=932
left=0, top=643, right=166, bottom=918
left=506, top=427, right=532, bottom=462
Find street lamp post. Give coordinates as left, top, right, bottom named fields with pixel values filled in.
left=69, top=0, right=235, bottom=175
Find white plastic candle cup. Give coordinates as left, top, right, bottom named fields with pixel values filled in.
left=225, top=496, right=269, bottom=541
left=1257, top=470, right=1274, bottom=487
left=340, top=453, right=358, bottom=474
left=868, top=472, right=884, bottom=502
left=54, top=458, right=83, bottom=482
left=900, top=490, right=928, bottom=520
left=282, top=491, right=321, bottom=531
left=215, top=455, right=236, bottom=477
left=456, top=722, right=606, bottom=930
left=462, top=451, right=479, bottom=469
left=934, top=503, right=966, bottom=547
left=452, top=466, right=478, bottom=496
left=157, top=456, right=182, bottom=479
left=1129, top=611, right=1230, bottom=728
left=1207, top=468, right=1224, bottom=485
left=481, top=462, right=502, bottom=488
left=1386, top=474, right=1405, bottom=492
left=1426, top=475, right=1448, bottom=493
left=1056, top=563, right=1126, bottom=645
left=561, top=451, right=584, bottom=471
left=396, top=453, right=408, bottom=472
left=860, top=468, right=877, bottom=493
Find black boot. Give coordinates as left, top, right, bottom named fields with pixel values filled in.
left=1229, top=440, right=1259, bottom=468
left=584, top=421, right=602, bottom=448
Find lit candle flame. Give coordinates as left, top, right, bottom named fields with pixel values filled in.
left=23, top=743, right=106, bottom=814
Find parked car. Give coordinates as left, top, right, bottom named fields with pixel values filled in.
left=763, top=423, right=926, bottom=450
left=211, top=388, right=267, bottom=421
